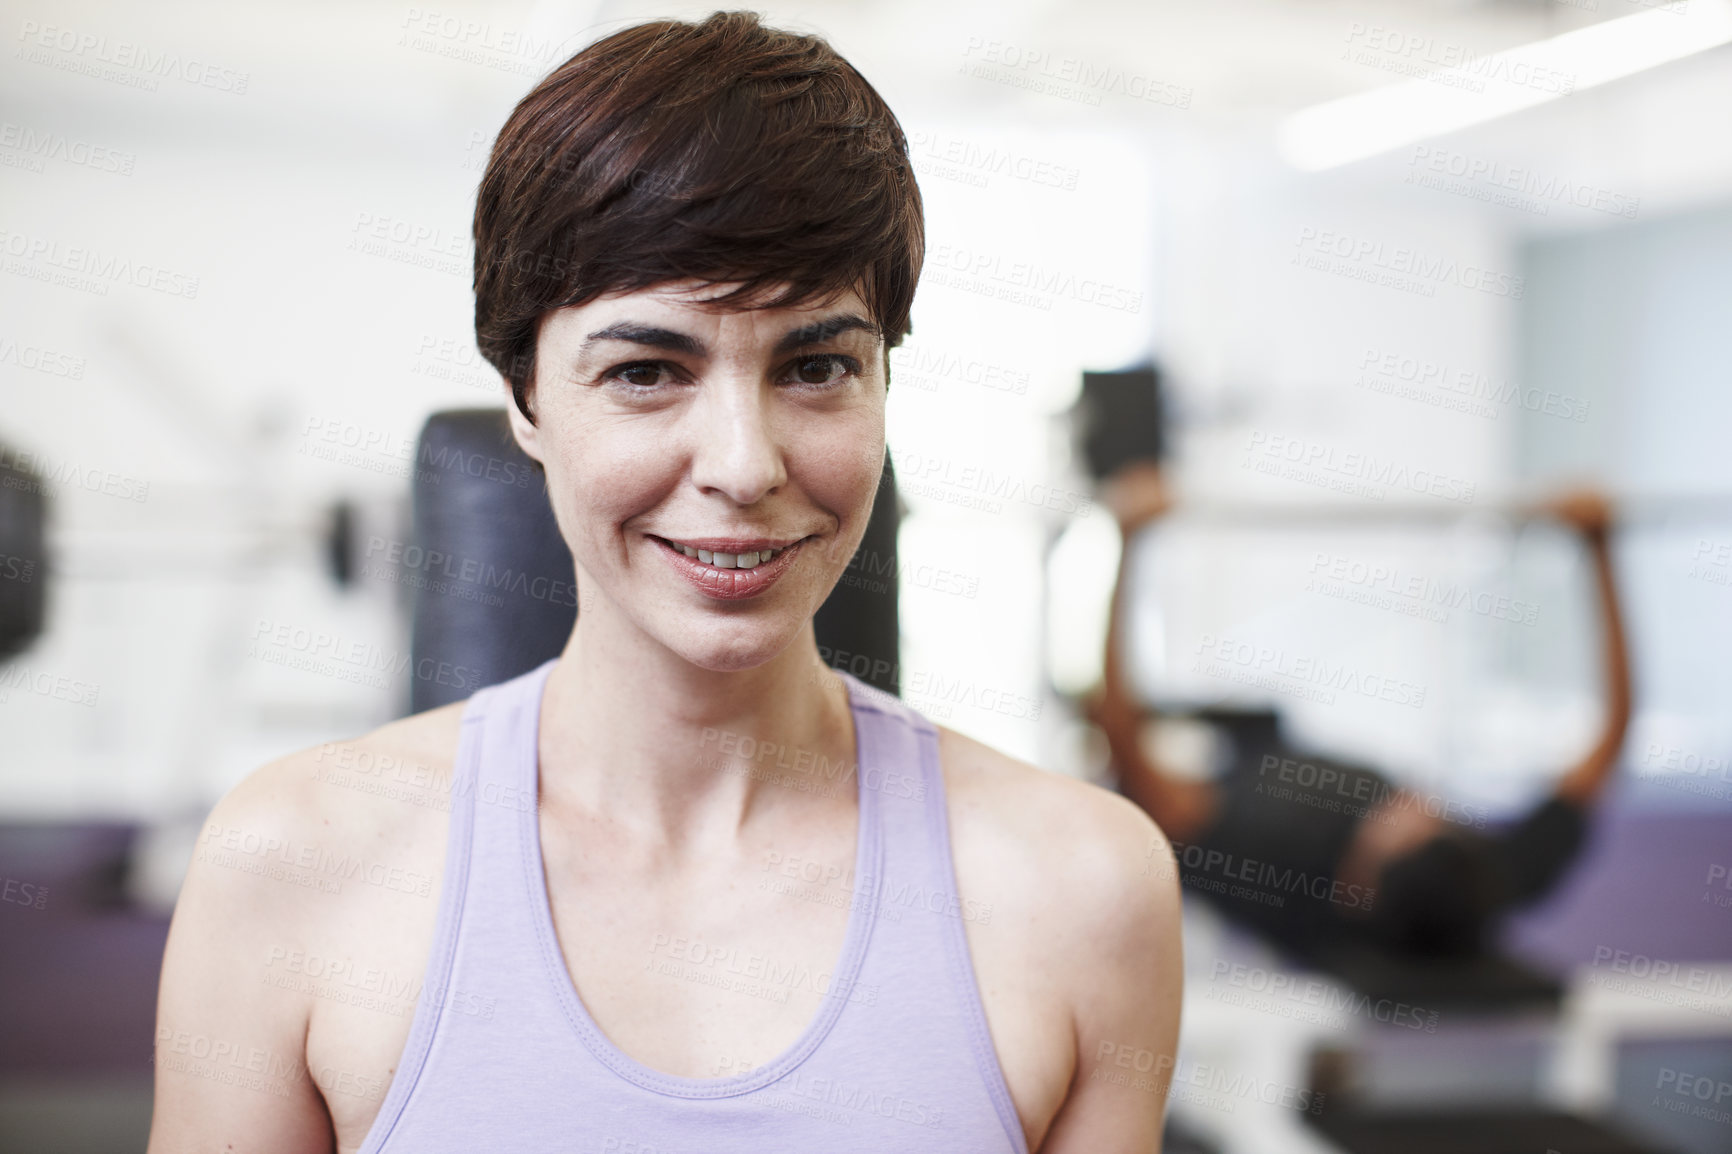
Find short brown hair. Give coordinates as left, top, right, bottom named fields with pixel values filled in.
left=474, top=10, right=925, bottom=423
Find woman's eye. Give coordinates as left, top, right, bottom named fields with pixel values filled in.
left=788, top=355, right=858, bottom=388
left=607, top=362, right=674, bottom=389
left=602, top=356, right=858, bottom=390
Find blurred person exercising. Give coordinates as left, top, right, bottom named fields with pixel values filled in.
left=149, top=12, right=1182, bottom=1154
left=1086, top=462, right=1632, bottom=962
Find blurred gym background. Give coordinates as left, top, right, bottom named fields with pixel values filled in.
left=1, top=0, right=1730, bottom=1150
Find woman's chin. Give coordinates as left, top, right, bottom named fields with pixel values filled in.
left=661, top=618, right=809, bottom=674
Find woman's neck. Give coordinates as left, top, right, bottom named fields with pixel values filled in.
left=535, top=607, right=858, bottom=851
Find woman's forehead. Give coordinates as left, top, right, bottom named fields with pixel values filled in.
left=546, top=283, right=879, bottom=346
left=594, top=278, right=870, bottom=314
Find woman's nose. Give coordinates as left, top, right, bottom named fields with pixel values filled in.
left=686, top=381, right=787, bottom=505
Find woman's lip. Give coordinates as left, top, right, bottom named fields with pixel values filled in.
left=652, top=534, right=810, bottom=552
left=650, top=534, right=809, bottom=600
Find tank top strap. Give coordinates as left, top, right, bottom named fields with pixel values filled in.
left=358, top=662, right=556, bottom=1154
left=834, top=672, right=1029, bottom=1154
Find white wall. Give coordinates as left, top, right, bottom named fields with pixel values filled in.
left=1516, top=203, right=1732, bottom=811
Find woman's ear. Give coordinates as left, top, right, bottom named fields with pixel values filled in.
left=504, top=375, right=544, bottom=467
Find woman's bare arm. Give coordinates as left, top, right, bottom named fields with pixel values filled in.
left=1034, top=798, right=1184, bottom=1153
left=148, top=758, right=336, bottom=1153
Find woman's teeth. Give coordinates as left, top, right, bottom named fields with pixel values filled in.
left=669, top=541, right=790, bottom=569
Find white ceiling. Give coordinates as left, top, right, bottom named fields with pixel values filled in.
left=5, top=0, right=1727, bottom=199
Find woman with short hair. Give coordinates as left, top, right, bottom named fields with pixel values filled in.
left=150, top=12, right=1182, bottom=1153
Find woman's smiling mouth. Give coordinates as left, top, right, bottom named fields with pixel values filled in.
left=651, top=535, right=805, bottom=570
left=648, top=533, right=815, bottom=598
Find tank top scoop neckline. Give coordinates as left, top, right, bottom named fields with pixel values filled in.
left=356, top=658, right=1031, bottom=1154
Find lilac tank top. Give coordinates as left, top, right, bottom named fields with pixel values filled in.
left=357, top=659, right=1030, bottom=1154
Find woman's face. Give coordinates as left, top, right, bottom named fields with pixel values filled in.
left=507, top=278, right=888, bottom=672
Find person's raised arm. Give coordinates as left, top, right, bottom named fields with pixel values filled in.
left=1538, top=488, right=1634, bottom=807
left=1084, top=463, right=1216, bottom=841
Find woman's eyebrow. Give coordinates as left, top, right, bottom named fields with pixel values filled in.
left=772, top=313, right=881, bottom=353
left=579, top=323, right=704, bottom=358
left=578, top=313, right=881, bottom=360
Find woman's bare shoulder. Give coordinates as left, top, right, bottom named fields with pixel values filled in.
left=930, top=720, right=1184, bottom=1148
left=934, top=723, right=1165, bottom=857
left=933, top=722, right=1179, bottom=951
left=287, top=698, right=472, bottom=825
left=190, top=699, right=472, bottom=917
left=153, top=700, right=473, bottom=1145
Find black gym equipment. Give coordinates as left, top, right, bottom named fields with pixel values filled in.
left=0, top=443, right=48, bottom=662
left=1305, top=1106, right=1679, bottom=1154
left=1073, top=363, right=1167, bottom=481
